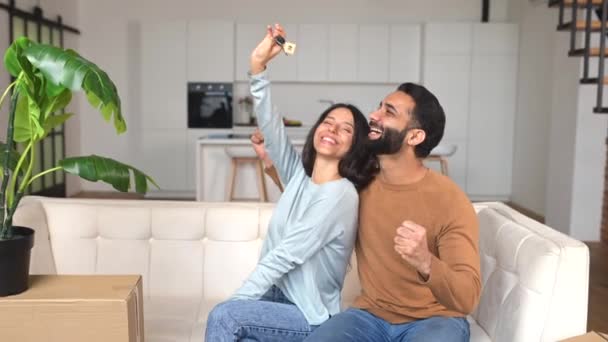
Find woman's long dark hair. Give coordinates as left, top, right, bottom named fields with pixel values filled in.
left=301, top=103, right=378, bottom=190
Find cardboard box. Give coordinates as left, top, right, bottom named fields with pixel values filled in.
left=0, top=275, right=144, bottom=342
left=560, top=331, right=608, bottom=341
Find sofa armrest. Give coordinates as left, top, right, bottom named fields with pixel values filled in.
left=473, top=202, right=589, bottom=341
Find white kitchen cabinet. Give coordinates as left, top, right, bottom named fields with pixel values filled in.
left=425, top=140, right=468, bottom=191
left=422, top=55, right=472, bottom=141
left=328, top=24, right=358, bottom=82
left=270, top=24, right=298, bottom=81
left=187, top=20, right=234, bottom=82
left=235, top=23, right=264, bottom=81
left=358, top=25, right=389, bottom=83
left=236, top=23, right=421, bottom=84
left=140, top=129, right=188, bottom=191
left=141, top=21, right=187, bottom=130
left=423, top=22, right=518, bottom=200
left=466, top=54, right=517, bottom=197
left=389, top=25, right=421, bottom=83
left=297, top=24, right=329, bottom=82
left=472, top=23, right=519, bottom=55
left=424, top=23, right=473, bottom=56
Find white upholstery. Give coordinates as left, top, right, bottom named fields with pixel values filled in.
left=14, top=197, right=589, bottom=342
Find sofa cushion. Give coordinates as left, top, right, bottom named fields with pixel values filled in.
left=145, top=296, right=203, bottom=342
left=469, top=317, right=492, bottom=342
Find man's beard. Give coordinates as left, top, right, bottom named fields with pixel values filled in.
left=366, top=126, right=409, bottom=155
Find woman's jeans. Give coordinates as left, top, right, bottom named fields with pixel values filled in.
left=204, top=286, right=317, bottom=342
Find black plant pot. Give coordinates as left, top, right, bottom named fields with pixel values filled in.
left=0, top=227, right=34, bottom=296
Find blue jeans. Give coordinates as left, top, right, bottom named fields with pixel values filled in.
left=205, top=286, right=317, bottom=341
left=304, top=308, right=470, bottom=342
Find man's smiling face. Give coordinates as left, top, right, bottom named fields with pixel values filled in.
left=366, top=91, right=419, bottom=155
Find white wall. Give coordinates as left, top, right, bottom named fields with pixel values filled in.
left=544, top=33, right=581, bottom=235
left=491, top=0, right=511, bottom=22
left=83, top=0, right=486, bottom=24
left=0, top=0, right=77, bottom=20
left=508, top=0, right=607, bottom=241
left=509, top=0, right=558, bottom=217
left=569, top=83, right=608, bottom=241
left=547, top=54, right=608, bottom=242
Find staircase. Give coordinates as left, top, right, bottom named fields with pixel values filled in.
left=549, top=0, right=608, bottom=243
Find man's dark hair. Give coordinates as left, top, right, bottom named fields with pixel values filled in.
left=397, top=83, right=445, bottom=158
left=301, top=103, right=378, bottom=190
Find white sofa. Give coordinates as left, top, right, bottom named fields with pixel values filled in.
left=14, top=196, right=589, bottom=342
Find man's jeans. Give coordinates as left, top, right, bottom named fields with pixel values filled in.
left=304, top=308, right=470, bottom=342
left=205, top=286, right=317, bottom=342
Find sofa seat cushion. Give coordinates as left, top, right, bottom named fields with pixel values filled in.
left=146, top=319, right=200, bottom=342
left=469, top=316, right=492, bottom=342
left=145, top=296, right=207, bottom=342
left=144, top=294, right=490, bottom=342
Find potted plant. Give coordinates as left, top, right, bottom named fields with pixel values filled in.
left=0, top=37, right=158, bottom=296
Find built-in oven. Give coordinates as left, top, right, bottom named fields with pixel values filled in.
left=187, top=82, right=233, bottom=128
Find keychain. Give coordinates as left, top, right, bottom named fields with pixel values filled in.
left=274, top=35, right=297, bottom=55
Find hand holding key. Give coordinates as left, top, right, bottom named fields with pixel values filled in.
left=250, top=23, right=295, bottom=74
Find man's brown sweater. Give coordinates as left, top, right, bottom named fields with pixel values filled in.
left=353, top=169, right=481, bottom=323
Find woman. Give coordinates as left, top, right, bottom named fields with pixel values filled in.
left=205, top=24, right=377, bottom=342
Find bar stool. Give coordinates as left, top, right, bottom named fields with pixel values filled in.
left=225, top=147, right=268, bottom=202
left=425, top=144, right=457, bottom=176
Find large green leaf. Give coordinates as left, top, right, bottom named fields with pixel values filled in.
left=41, top=88, right=71, bottom=120
left=23, top=45, right=126, bottom=134
left=59, top=155, right=159, bottom=194
left=0, top=142, right=27, bottom=176
left=13, top=82, right=44, bottom=143
left=12, top=92, right=30, bottom=143
left=45, top=78, right=66, bottom=98
left=3, top=37, right=33, bottom=78
left=43, top=113, right=73, bottom=136
left=4, top=38, right=41, bottom=101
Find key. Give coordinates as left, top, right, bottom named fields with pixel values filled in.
left=274, top=35, right=286, bottom=47
left=283, top=42, right=296, bottom=55
left=274, top=35, right=296, bottom=55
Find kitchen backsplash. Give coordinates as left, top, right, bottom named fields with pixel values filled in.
left=233, top=81, right=397, bottom=125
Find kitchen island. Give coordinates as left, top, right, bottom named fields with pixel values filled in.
left=196, top=134, right=306, bottom=202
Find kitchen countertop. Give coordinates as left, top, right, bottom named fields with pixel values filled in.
left=197, top=134, right=455, bottom=156
left=197, top=130, right=455, bottom=156
left=198, top=134, right=306, bottom=145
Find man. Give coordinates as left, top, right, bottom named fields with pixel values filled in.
left=252, top=82, right=480, bottom=341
